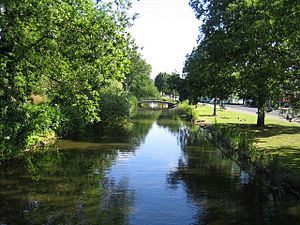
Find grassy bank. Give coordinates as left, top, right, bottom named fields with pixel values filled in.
left=193, top=105, right=300, bottom=169
left=191, top=104, right=300, bottom=197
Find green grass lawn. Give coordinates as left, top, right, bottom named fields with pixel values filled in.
left=193, top=105, right=300, bottom=169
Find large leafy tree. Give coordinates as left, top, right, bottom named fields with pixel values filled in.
left=188, top=0, right=299, bottom=126
left=167, top=72, right=183, bottom=96
left=184, top=1, right=238, bottom=115
left=0, top=0, right=134, bottom=157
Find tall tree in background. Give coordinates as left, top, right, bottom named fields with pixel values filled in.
left=154, top=71, right=186, bottom=101
left=125, top=49, right=159, bottom=99
left=154, top=72, right=170, bottom=94
left=167, top=72, right=183, bottom=96
left=184, top=0, right=238, bottom=115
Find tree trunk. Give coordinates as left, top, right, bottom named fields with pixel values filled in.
left=257, top=98, right=266, bottom=127
left=213, top=98, right=217, bottom=116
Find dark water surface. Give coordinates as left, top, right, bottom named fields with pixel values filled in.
left=1, top=110, right=300, bottom=225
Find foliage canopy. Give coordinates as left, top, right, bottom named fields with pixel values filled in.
left=0, top=0, right=157, bottom=160
left=184, top=0, right=300, bottom=126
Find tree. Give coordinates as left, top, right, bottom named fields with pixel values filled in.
left=98, top=80, right=130, bottom=129
left=154, top=72, right=183, bottom=97
left=188, top=0, right=300, bottom=126
left=226, top=0, right=299, bottom=126
left=125, top=49, right=159, bottom=99
left=184, top=0, right=238, bottom=115
left=0, top=0, right=135, bottom=158
left=184, top=43, right=237, bottom=115
left=167, top=72, right=183, bottom=96
left=154, top=72, right=170, bottom=94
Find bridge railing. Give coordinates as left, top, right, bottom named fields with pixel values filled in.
left=138, top=100, right=177, bottom=109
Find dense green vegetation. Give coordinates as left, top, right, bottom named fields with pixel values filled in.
left=177, top=101, right=196, bottom=120
left=193, top=105, right=300, bottom=171
left=126, top=50, right=160, bottom=99
left=0, top=0, right=158, bottom=160
left=154, top=72, right=185, bottom=98
left=182, top=0, right=299, bottom=127
left=190, top=104, right=300, bottom=194
left=170, top=0, right=300, bottom=192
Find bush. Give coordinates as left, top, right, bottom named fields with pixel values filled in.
left=99, top=92, right=129, bottom=124
left=177, top=101, right=195, bottom=120
left=0, top=103, right=63, bottom=160
left=22, top=104, right=62, bottom=148
left=58, top=105, right=87, bottom=135
left=98, top=81, right=130, bottom=129
left=0, top=103, right=25, bottom=161
left=128, top=95, right=138, bottom=117
left=209, top=124, right=290, bottom=194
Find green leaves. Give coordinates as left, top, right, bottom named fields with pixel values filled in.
left=126, top=50, right=159, bottom=99
left=0, top=0, right=137, bottom=158
left=186, top=0, right=299, bottom=126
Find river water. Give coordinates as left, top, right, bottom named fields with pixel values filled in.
left=0, top=110, right=299, bottom=225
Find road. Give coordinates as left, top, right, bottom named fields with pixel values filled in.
left=208, top=103, right=299, bottom=123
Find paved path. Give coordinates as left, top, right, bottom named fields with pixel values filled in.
left=208, top=103, right=300, bottom=124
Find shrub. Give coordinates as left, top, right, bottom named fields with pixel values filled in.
left=209, top=124, right=291, bottom=195
left=0, top=103, right=62, bottom=160
left=128, top=95, right=138, bottom=117
left=22, top=104, right=62, bottom=148
left=177, top=101, right=195, bottom=120
left=98, top=82, right=130, bottom=129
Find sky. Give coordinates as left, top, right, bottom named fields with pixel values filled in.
left=129, top=0, right=200, bottom=79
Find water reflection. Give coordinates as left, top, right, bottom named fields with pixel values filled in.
left=1, top=110, right=300, bottom=225
left=170, top=127, right=300, bottom=225
left=0, top=110, right=160, bottom=225
left=0, top=148, right=135, bottom=225
left=61, top=110, right=162, bottom=150
left=156, top=109, right=184, bottom=134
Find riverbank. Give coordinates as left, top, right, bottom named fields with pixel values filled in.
left=191, top=104, right=300, bottom=194
left=193, top=105, right=300, bottom=160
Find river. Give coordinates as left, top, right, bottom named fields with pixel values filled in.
left=0, top=110, right=299, bottom=225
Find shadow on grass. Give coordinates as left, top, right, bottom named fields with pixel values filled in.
left=229, top=124, right=300, bottom=139
left=263, top=146, right=300, bottom=186
left=222, top=124, right=300, bottom=167
left=262, top=146, right=300, bottom=165
left=256, top=124, right=300, bottom=137
left=199, top=114, right=217, bottom=117
left=219, top=116, right=230, bottom=120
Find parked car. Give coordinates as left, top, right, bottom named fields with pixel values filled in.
left=198, top=98, right=211, bottom=103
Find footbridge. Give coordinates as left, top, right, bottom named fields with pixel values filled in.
left=138, top=100, right=177, bottom=109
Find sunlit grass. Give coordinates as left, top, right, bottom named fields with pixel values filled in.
left=194, top=105, right=257, bottom=124
left=193, top=104, right=300, bottom=169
